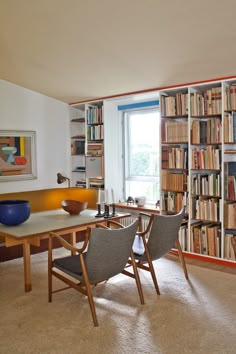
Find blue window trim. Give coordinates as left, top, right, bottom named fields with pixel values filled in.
left=118, top=100, right=159, bottom=111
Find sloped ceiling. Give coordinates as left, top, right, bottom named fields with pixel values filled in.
left=0, top=0, right=236, bottom=103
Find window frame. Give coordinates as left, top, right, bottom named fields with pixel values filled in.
left=122, top=106, right=160, bottom=203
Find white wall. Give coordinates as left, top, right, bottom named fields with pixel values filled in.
left=103, top=100, right=124, bottom=202
left=0, top=80, right=70, bottom=194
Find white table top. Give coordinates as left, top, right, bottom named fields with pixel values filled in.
left=0, top=208, right=114, bottom=239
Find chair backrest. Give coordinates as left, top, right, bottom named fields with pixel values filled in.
left=85, top=219, right=139, bottom=283
left=146, top=209, right=185, bottom=261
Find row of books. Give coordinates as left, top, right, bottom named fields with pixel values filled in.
left=190, top=222, right=221, bottom=257
left=71, top=140, right=85, bottom=155
left=224, top=84, right=236, bottom=111
left=223, top=112, right=236, bottom=143
left=191, top=118, right=221, bottom=144
left=224, top=233, right=236, bottom=260
left=190, top=87, right=222, bottom=116
left=75, top=180, right=87, bottom=188
left=161, top=170, right=187, bottom=191
left=224, top=202, right=236, bottom=229
left=72, top=166, right=86, bottom=172
left=161, top=120, right=188, bottom=143
left=178, top=224, right=188, bottom=251
left=87, top=143, right=103, bottom=156
left=191, top=173, right=221, bottom=197
left=160, top=92, right=188, bottom=116
left=191, top=197, right=220, bottom=222
left=87, top=125, right=104, bottom=141
left=161, top=146, right=188, bottom=169
left=161, top=191, right=188, bottom=213
left=191, top=146, right=221, bottom=170
left=86, top=105, right=103, bottom=124
left=88, top=177, right=104, bottom=189
left=225, top=175, right=236, bottom=201
left=224, top=162, right=236, bottom=201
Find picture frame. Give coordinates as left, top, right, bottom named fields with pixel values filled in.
left=0, top=130, right=37, bottom=181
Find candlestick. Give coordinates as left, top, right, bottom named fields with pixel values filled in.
left=111, top=203, right=117, bottom=217
left=103, top=203, right=110, bottom=218
left=95, top=203, right=104, bottom=217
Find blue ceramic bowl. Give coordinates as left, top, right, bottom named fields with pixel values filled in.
left=0, top=200, right=31, bottom=226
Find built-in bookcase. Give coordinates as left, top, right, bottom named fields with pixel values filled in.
left=189, top=82, right=223, bottom=260
left=69, top=77, right=235, bottom=264
left=223, top=80, right=236, bottom=261
left=85, top=101, right=104, bottom=189
left=160, top=79, right=236, bottom=262
left=70, top=101, right=105, bottom=190
left=70, top=104, right=86, bottom=188
left=160, top=87, right=189, bottom=251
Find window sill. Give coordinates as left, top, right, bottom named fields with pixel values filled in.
left=114, top=202, right=160, bottom=214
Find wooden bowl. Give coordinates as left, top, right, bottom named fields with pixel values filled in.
left=61, top=200, right=88, bottom=215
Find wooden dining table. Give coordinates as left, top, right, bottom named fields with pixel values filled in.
left=0, top=208, right=130, bottom=292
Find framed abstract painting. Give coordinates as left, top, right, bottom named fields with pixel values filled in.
left=0, top=130, right=37, bottom=181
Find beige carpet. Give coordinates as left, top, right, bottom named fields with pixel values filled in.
left=0, top=250, right=235, bottom=354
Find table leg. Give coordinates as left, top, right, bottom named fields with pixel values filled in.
left=23, top=242, right=32, bottom=292
left=70, top=232, right=76, bottom=256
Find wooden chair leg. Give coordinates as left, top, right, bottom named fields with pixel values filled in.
left=130, top=252, right=144, bottom=305
left=145, top=258, right=160, bottom=295
left=142, top=239, right=160, bottom=295
left=175, top=239, right=189, bottom=280
left=48, top=237, right=53, bottom=302
left=85, top=282, right=98, bottom=327
left=231, top=236, right=236, bottom=258
left=80, top=255, right=98, bottom=327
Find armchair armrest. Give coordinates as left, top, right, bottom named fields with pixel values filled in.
left=106, top=220, right=125, bottom=229
left=49, top=228, right=91, bottom=254
left=95, top=224, right=109, bottom=229
left=138, top=212, right=152, bottom=218
left=137, top=213, right=155, bottom=236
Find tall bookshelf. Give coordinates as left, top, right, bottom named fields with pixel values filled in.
left=70, top=101, right=105, bottom=190
left=160, top=79, right=236, bottom=262
left=160, top=88, right=189, bottom=251
left=222, top=80, right=236, bottom=261
left=189, top=82, right=223, bottom=259
left=85, top=101, right=104, bottom=189
left=70, top=104, right=86, bottom=188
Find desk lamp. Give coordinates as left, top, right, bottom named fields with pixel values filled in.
left=57, top=173, right=70, bottom=188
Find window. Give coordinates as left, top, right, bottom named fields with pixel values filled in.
left=123, top=108, right=160, bottom=203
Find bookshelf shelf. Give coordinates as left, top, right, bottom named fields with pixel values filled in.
left=190, top=143, right=221, bottom=146
left=87, top=122, right=104, bottom=126
left=161, top=189, right=187, bottom=193
left=71, top=118, right=85, bottom=123
left=191, top=114, right=222, bottom=118
left=162, top=168, right=188, bottom=171
left=191, top=194, right=221, bottom=198
left=191, top=219, right=221, bottom=224
left=161, top=115, right=188, bottom=119
left=191, top=169, right=221, bottom=171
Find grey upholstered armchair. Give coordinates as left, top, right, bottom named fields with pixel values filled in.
left=131, top=209, right=188, bottom=295
left=48, top=219, right=144, bottom=327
